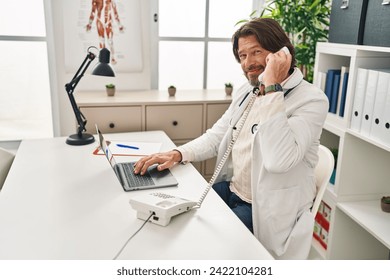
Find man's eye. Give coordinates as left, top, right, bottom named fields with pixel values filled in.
left=239, top=54, right=246, bottom=60
left=254, top=50, right=261, bottom=55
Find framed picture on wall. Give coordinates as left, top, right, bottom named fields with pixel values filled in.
left=63, top=0, right=143, bottom=74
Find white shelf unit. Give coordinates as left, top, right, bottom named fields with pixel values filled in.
left=313, top=42, right=390, bottom=260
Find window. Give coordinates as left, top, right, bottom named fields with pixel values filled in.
left=0, top=0, right=53, bottom=141
left=154, top=0, right=259, bottom=90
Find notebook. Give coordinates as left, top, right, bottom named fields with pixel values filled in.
left=96, top=125, right=178, bottom=191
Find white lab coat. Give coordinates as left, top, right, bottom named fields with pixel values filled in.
left=177, top=68, right=329, bottom=259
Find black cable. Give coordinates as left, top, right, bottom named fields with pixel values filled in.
left=113, top=212, right=154, bottom=260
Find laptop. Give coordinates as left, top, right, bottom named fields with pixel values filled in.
left=95, top=125, right=178, bottom=191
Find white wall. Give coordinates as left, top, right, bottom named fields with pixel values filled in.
left=47, top=0, right=152, bottom=137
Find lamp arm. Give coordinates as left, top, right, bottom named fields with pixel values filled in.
left=65, top=52, right=96, bottom=136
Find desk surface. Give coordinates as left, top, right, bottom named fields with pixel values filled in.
left=0, top=131, right=273, bottom=260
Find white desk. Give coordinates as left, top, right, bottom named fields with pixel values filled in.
left=0, top=131, right=273, bottom=260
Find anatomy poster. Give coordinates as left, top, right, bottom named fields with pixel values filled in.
left=63, top=0, right=143, bottom=73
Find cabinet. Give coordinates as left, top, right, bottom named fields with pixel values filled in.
left=311, top=42, right=390, bottom=259
left=76, top=90, right=232, bottom=178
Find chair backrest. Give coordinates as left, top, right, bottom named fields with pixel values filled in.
left=311, top=145, right=335, bottom=216
left=0, top=147, right=15, bottom=190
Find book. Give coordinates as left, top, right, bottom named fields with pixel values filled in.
left=338, top=72, right=349, bottom=118
left=329, top=72, right=341, bottom=114
left=324, top=69, right=341, bottom=112
left=316, top=71, right=327, bottom=92
left=336, top=66, right=349, bottom=116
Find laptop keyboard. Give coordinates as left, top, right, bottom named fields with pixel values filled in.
left=122, top=163, right=155, bottom=187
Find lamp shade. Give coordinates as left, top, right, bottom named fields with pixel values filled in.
left=91, top=48, right=115, bottom=77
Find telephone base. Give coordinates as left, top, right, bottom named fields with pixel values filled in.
left=129, top=192, right=197, bottom=226
left=136, top=211, right=172, bottom=226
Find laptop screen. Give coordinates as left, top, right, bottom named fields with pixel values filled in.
left=96, top=125, right=117, bottom=169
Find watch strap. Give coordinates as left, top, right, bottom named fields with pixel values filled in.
left=264, top=83, right=283, bottom=94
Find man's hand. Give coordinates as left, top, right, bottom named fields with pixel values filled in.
left=133, top=150, right=182, bottom=175
left=262, top=48, right=292, bottom=87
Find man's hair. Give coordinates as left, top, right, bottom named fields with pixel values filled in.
left=232, top=18, right=296, bottom=70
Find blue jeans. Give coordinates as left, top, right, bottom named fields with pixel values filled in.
left=212, top=181, right=253, bottom=233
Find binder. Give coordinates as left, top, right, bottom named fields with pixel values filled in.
left=380, top=81, right=390, bottom=146
left=350, top=68, right=368, bottom=132
left=336, top=67, right=349, bottom=116
left=370, top=70, right=390, bottom=142
left=360, top=70, right=379, bottom=137
left=330, top=72, right=341, bottom=114
left=324, top=69, right=341, bottom=112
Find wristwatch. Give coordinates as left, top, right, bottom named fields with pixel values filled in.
left=264, top=83, right=283, bottom=94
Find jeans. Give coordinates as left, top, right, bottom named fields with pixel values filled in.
left=212, top=181, right=253, bottom=233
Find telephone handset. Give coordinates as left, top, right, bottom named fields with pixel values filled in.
left=258, top=46, right=290, bottom=84
left=129, top=47, right=290, bottom=227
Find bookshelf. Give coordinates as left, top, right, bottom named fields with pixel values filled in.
left=311, top=42, right=390, bottom=259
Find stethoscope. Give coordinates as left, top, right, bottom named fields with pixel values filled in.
left=229, top=85, right=297, bottom=133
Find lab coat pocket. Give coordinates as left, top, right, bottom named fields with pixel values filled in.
left=264, top=186, right=300, bottom=238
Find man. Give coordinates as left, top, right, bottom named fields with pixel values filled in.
left=134, top=18, right=328, bottom=259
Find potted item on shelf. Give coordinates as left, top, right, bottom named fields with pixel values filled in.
left=168, top=85, right=176, bottom=96
left=381, top=196, right=390, bottom=213
left=225, top=83, right=233, bottom=96
left=105, top=83, right=116, bottom=96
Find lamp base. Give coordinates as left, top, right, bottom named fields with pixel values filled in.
left=66, top=133, right=95, bottom=146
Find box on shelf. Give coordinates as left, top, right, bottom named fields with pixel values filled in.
left=328, top=0, right=368, bottom=45
left=363, top=1, right=390, bottom=47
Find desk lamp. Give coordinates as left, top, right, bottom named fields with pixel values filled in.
left=65, top=47, right=115, bottom=145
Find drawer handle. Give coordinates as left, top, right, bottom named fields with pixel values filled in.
left=172, top=121, right=178, bottom=126
left=109, top=122, right=115, bottom=129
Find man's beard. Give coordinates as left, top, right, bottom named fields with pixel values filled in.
left=248, top=77, right=260, bottom=87
left=245, top=65, right=263, bottom=87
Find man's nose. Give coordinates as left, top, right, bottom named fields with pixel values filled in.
left=245, top=54, right=257, bottom=67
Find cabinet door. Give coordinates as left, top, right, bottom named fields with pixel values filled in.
left=204, top=103, right=230, bottom=176
left=146, top=105, right=203, bottom=140
left=81, top=106, right=142, bottom=133
left=206, top=103, right=230, bottom=128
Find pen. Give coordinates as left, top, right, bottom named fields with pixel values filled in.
left=116, top=144, right=139, bottom=150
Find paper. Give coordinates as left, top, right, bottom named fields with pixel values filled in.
left=93, top=141, right=162, bottom=156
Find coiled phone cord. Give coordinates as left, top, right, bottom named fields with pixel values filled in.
left=196, top=87, right=260, bottom=207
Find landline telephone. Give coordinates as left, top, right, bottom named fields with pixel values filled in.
left=129, top=46, right=290, bottom=226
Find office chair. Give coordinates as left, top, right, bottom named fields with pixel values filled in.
left=0, top=147, right=15, bottom=191
left=311, top=145, right=335, bottom=216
